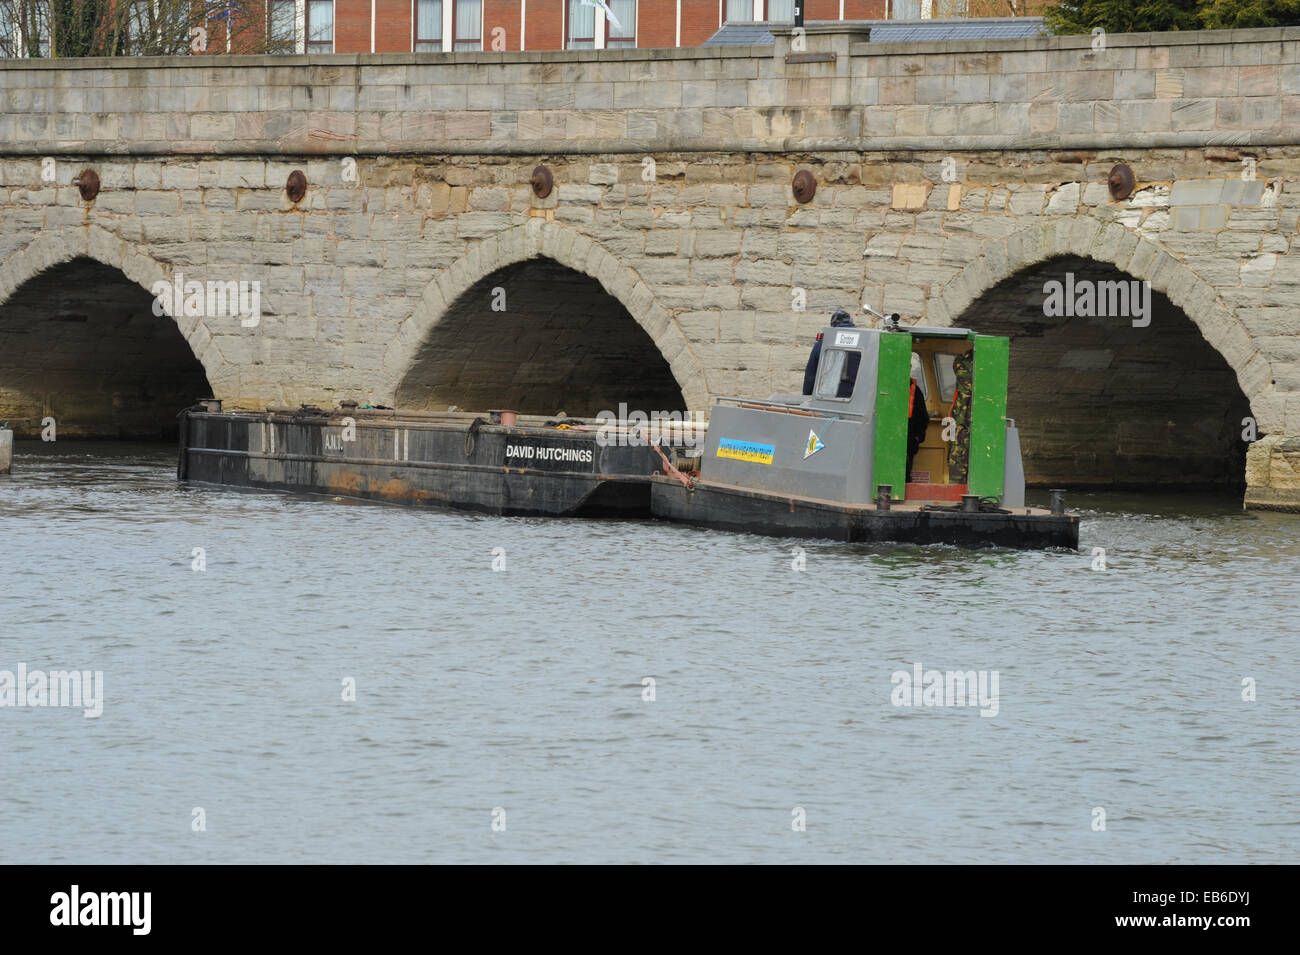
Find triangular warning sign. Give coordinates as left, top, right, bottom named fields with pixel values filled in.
left=804, top=430, right=825, bottom=459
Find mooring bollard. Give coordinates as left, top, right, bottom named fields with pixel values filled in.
left=1050, top=489, right=1067, bottom=515
left=876, top=484, right=892, bottom=510
left=0, top=429, right=12, bottom=475
left=961, top=494, right=980, bottom=513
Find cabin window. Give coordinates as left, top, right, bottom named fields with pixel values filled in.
left=814, top=348, right=856, bottom=400
left=933, top=353, right=958, bottom=405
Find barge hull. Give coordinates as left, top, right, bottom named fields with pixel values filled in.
left=180, top=410, right=664, bottom=518
left=650, top=477, right=1079, bottom=549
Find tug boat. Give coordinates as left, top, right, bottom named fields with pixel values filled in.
left=648, top=317, right=1079, bottom=550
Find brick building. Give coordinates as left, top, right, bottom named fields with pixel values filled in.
left=0, top=1, right=1046, bottom=57
left=271, top=0, right=892, bottom=56
left=277, top=0, right=889, bottom=54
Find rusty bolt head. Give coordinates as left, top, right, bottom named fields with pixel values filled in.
left=73, top=169, right=100, bottom=202
left=1108, top=163, right=1135, bottom=201
left=530, top=165, right=554, bottom=199
left=792, top=169, right=817, bottom=204
left=285, top=170, right=308, bottom=204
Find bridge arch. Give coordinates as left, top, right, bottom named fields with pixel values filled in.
left=928, top=219, right=1272, bottom=413
left=926, top=219, right=1267, bottom=489
left=0, top=227, right=224, bottom=437
left=381, top=220, right=709, bottom=413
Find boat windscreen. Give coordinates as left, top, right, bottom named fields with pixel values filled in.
left=933, top=353, right=958, bottom=404
left=814, top=348, right=857, bottom=400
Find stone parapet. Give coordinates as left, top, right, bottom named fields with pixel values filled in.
left=0, top=28, right=1297, bottom=156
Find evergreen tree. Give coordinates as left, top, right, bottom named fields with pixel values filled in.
left=1044, top=0, right=1206, bottom=32
left=50, top=0, right=111, bottom=56
left=1197, top=0, right=1300, bottom=28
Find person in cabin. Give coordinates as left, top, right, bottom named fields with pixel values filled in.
left=947, top=348, right=975, bottom=483
left=802, top=309, right=860, bottom=397
left=907, top=353, right=930, bottom=482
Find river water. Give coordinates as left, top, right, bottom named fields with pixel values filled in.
left=1, top=441, right=1297, bottom=864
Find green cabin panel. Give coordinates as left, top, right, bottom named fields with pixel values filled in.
left=872, top=332, right=912, bottom=500
left=968, top=334, right=1009, bottom=498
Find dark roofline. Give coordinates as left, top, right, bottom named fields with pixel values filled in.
left=723, top=17, right=1046, bottom=27
left=706, top=17, right=1046, bottom=46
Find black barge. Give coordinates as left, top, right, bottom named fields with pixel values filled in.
left=178, top=405, right=691, bottom=517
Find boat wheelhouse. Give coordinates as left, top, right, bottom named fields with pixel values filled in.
left=648, top=319, right=1077, bottom=549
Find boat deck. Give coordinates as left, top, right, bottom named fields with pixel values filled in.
left=676, top=477, right=1058, bottom=516
left=649, top=476, right=1079, bottom=549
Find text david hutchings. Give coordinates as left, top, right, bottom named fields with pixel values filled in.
left=504, top=444, right=594, bottom=463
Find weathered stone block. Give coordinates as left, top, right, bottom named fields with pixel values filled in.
left=891, top=183, right=929, bottom=211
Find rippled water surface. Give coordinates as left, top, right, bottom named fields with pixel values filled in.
left=1, top=441, right=1297, bottom=864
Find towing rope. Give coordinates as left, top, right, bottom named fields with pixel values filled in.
left=652, top=440, right=694, bottom=490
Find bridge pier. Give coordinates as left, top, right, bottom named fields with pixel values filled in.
left=1246, top=437, right=1300, bottom=511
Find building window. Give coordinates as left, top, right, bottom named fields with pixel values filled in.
left=4, top=0, right=51, bottom=56
left=126, top=0, right=151, bottom=54
left=567, top=0, right=594, bottom=49
left=415, top=0, right=441, bottom=51
left=725, top=0, right=754, bottom=22
left=268, top=0, right=296, bottom=52
left=605, top=0, right=634, bottom=46
left=767, top=0, right=795, bottom=20
left=0, top=1, right=15, bottom=57
left=453, top=0, right=481, bottom=50
left=306, top=0, right=333, bottom=52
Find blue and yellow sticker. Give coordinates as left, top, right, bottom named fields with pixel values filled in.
left=717, top=438, right=775, bottom=465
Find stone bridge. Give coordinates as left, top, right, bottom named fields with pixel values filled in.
left=2, top=24, right=1299, bottom=507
